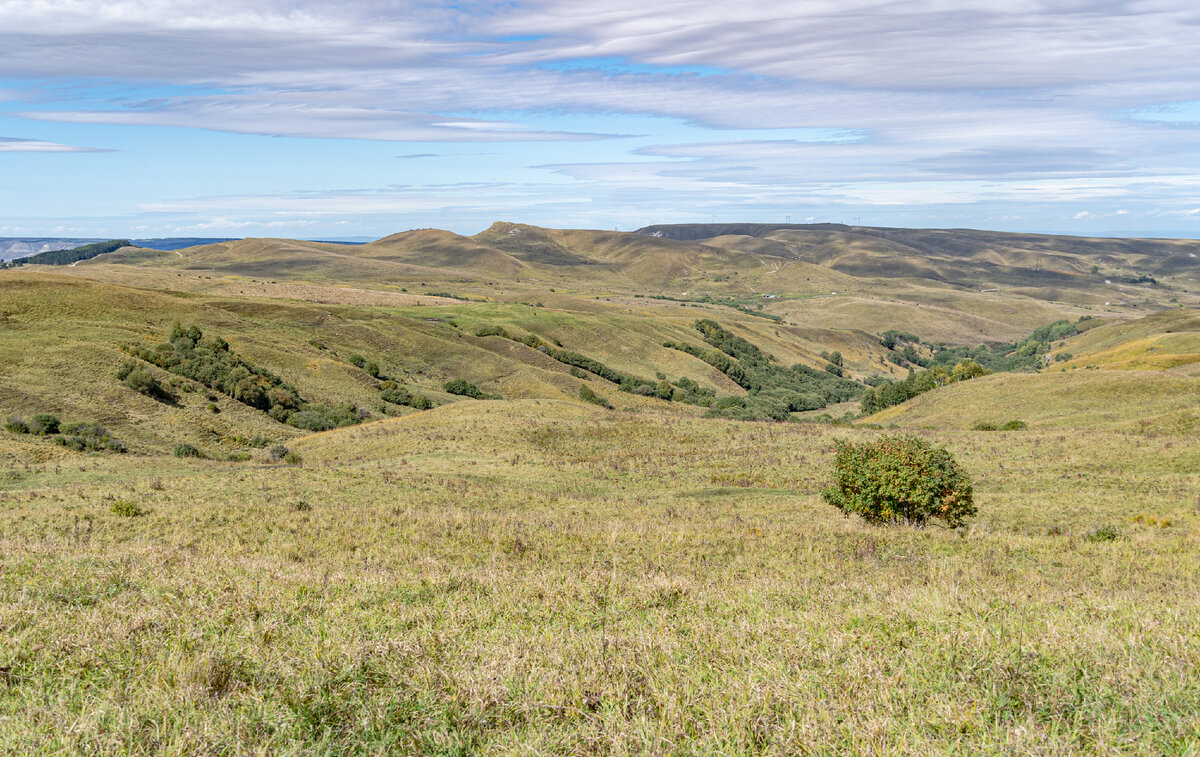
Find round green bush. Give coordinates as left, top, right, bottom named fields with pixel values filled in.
left=123, top=368, right=171, bottom=401
left=173, top=443, right=202, bottom=458
left=822, top=434, right=975, bottom=528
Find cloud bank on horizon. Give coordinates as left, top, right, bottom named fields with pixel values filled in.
left=1, top=0, right=1199, bottom=238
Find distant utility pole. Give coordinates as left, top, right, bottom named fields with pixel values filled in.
left=786, top=215, right=791, bottom=224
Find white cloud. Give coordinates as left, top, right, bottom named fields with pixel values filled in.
left=0, top=137, right=110, bottom=152
left=3, top=1, right=1200, bottom=235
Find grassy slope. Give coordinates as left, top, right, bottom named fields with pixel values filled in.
left=72, top=221, right=1200, bottom=345
left=4, top=270, right=903, bottom=456
left=0, top=401, right=1197, bottom=753
left=1048, top=309, right=1200, bottom=372
left=866, top=369, right=1200, bottom=434
left=2, top=226, right=1199, bottom=752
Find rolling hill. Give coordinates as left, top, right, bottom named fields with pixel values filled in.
left=3, top=222, right=1199, bottom=754
left=2, top=221, right=1196, bottom=458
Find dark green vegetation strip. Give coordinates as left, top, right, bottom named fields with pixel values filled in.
left=884, top=319, right=1086, bottom=372
left=12, top=239, right=131, bottom=266
left=478, top=325, right=716, bottom=406
left=667, top=320, right=863, bottom=421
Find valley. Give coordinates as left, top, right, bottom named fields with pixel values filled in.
left=0, top=222, right=1197, bottom=754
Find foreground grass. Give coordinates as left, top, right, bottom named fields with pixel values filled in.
left=1, top=401, right=1198, bottom=754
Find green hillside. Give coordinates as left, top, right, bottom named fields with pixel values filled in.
left=56, top=221, right=1197, bottom=346
left=2, top=223, right=1200, bottom=753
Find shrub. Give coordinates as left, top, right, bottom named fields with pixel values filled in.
left=173, top=443, right=202, bottom=458
left=444, top=379, right=487, bottom=399
left=822, top=434, right=975, bottom=528
left=972, top=422, right=998, bottom=431
left=474, top=324, right=509, bottom=338
left=30, top=414, right=60, bottom=435
left=110, top=500, right=145, bottom=517
left=1085, top=525, right=1120, bottom=542
left=55, top=422, right=125, bottom=453
left=1000, top=420, right=1027, bottom=431
left=5, top=417, right=29, bottom=434
left=282, top=451, right=303, bottom=465
left=268, top=445, right=290, bottom=462
left=579, top=384, right=612, bottom=409
left=123, top=368, right=172, bottom=401
left=287, top=410, right=335, bottom=431
left=381, top=386, right=432, bottom=410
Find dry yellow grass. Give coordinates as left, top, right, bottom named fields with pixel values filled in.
left=0, top=400, right=1197, bottom=753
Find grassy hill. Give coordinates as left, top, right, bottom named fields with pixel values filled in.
left=1047, top=309, right=1200, bottom=373
left=6, top=222, right=1197, bottom=456
left=865, top=369, right=1200, bottom=433
left=59, top=220, right=1197, bottom=346
left=0, top=269, right=906, bottom=457
left=2, top=222, right=1199, bottom=753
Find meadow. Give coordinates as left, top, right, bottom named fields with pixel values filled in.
left=1, top=400, right=1197, bottom=754
left=1, top=223, right=1198, bottom=754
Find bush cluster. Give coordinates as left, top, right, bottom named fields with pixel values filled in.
left=822, top=434, right=975, bottom=528
left=485, top=327, right=676, bottom=398
left=117, top=364, right=174, bottom=402
left=110, top=499, right=146, bottom=517
left=6, top=413, right=60, bottom=435
left=910, top=318, right=1084, bottom=373
left=668, top=320, right=862, bottom=420
left=55, top=422, right=126, bottom=453
left=6, top=413, right=126, bottom=453
left=125, top=323, right=364, bottom=431
left=444, top=379, right=499, bottom=400
left=859, top=359, right=990, bottom=414
left=379, top=381, right=432, bottom=410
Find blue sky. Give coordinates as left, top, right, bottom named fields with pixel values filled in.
left=2, top=0, right=1200, bottom=239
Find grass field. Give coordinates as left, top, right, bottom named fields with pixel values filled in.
left=2, top=225, right=1199, bottom=754
left=1, top=400, right=1198, bottom=754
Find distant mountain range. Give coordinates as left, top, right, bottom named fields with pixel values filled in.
left=0, top=236, right=372, bottom=261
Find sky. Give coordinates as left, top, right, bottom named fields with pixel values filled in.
left=2, top=0, right=1200, bottom=240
